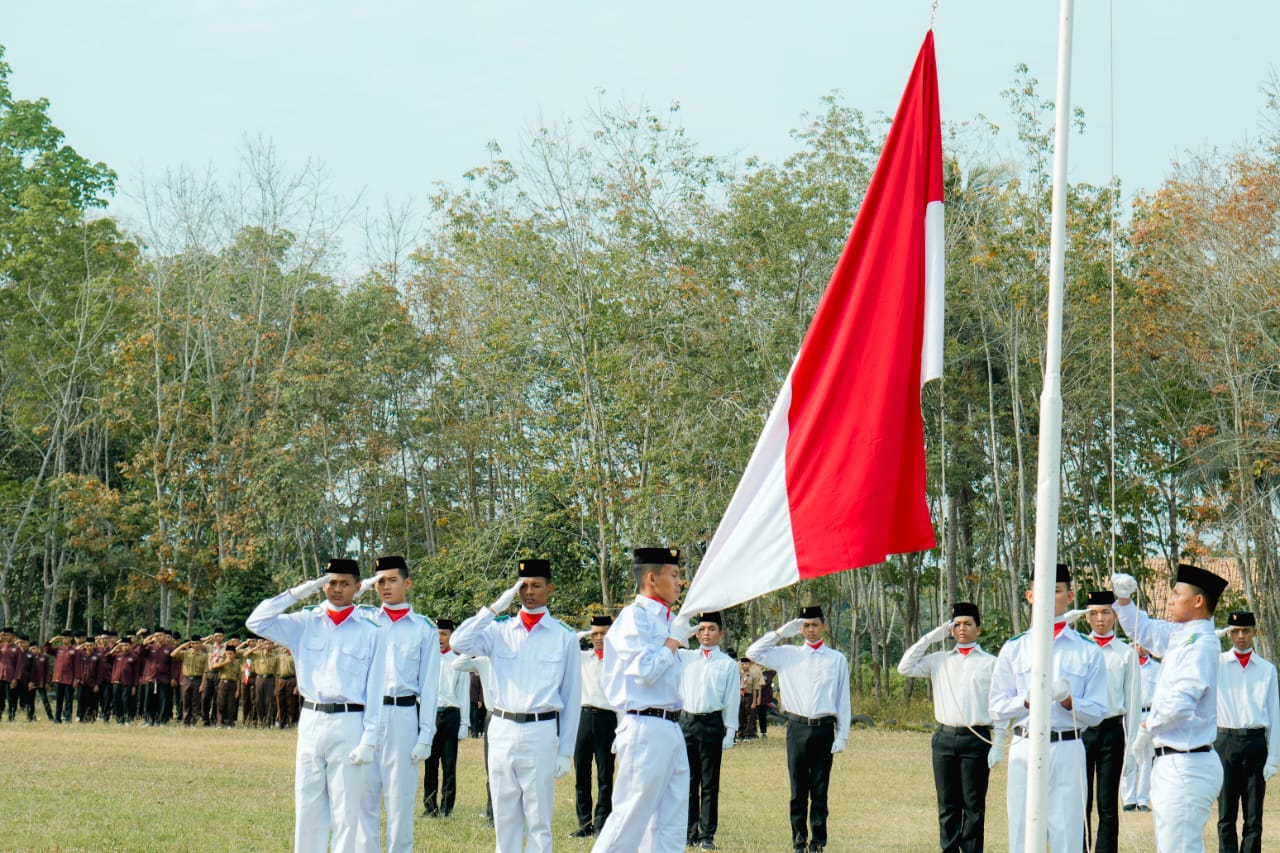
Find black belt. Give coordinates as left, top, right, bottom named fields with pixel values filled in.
left=1155, top=744, right=1212, bottom=758
left=681, top=710, right=721, bottom=721
left=1218, top=727, right=1265, bottom=737
left=1015, top=726, right=1079, bottom=742
left=627, top=707, right=681, bottom=722
left=1141, top=706, right=1151, bottom=712
left=936, top=724, right=991, bottom=736
left=303, top=700, right=365, bottom=714
left=785, top=712, right=836, bottom=727
left=383, top=695, right=418, bottom=707
left=582, top=705, right=614, bottom=713
left=493, top=708, right=558, bottom=724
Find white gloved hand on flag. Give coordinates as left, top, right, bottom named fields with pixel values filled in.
left=830, top=738, right=846, bottom=755
left=777, top=618, right=806, bottom=639
left=349, top=743, right=376, bottom=766
left=1051, top=678, right=1071, bottom=703
left=1110, top=573, right=1138, bottom=600
left=554, top=755, right=572, bottom=778
left=722, top=732, right=736, bottom=750
left=490, top=580, right=523, bottom=614
left=411, top=741, right=432, bottom=763
left=669, top=614, right=696, bottom=644
left=987, top=747, right=1003, bottom=769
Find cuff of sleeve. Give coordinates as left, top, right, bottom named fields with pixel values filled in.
left=359, top=735, right=377, bottom=749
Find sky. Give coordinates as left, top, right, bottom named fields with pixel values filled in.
left=4, top=1, right=1278, bottom=270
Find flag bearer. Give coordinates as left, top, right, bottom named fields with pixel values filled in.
left=573, top=614, right=617, bottom=839
left=679, top=610, right=739, bottom=851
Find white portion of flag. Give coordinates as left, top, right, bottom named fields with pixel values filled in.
left=679, top=374, right=799, bottom=616
left=921, top=200, right=945, bottom=386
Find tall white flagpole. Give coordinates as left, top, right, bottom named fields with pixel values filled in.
left=1025, top=0, right=1075, bottom=849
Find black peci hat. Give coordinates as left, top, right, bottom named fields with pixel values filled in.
left=633, top=547, right=682, bottom=565
left=375, top=555, right=408, bottom=575
left=589, top=615, right=613, bottom=628
left=1056, top=563, right=1071, bottom=584
left=326, top=558, right=360, bottom=578
left=696, top=611, right=723, bottom=628
left=1227, top=611, right=1256, bottom=628
left=518, top=559, right=551, bottom=579
left=1086, top=590, right=1116, bottom=606
left=437, top=618, right=456, bottom=631
left=1175, top=564, right=1228, bottom=612
left=952, top=602, right=981, bottom=625
left=799, top=605, right=824, bottom=621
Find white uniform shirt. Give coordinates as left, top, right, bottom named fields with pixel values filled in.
left=436, top=648, right=470, bottom=710
left=580, top=649, right=612, bottom=711
left=678, top=646, right=739, bottom=733
left=898, top=639, right=998, bottom=727
left=1217, top=649, right=1280, bottom=767
left=989, top=627, right=1108, bottom=732
left=1136, top=656, right=1161, bottom=712
left=451, top=607, right=581, bottom=758
left=602, top=595, right=682, bottom=713
left=247, top=591, right=386, bottom=747
left=1114, top=601, right=1218, bottom=750
left=1090, top=634, right=1142, bottom=745
left=746, top=632, right=851, bottom=743
left=363, top=605, right=440, bottom=743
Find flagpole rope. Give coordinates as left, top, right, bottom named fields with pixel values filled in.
left=1108, top=0, right=1118, bottom=581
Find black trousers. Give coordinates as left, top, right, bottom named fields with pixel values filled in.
left=200, top=672, right=219, bottom=724
left=786, top=720, right=835, bottom=849
left=931, top=725, right=991, bottom=853
left=574, top=706, right=616, bottom=831
left=253, top=675, right=275, bottom=726
left=1217, top=728, right=1267, bottom=853
left=28, top=686, right=53, bottom=720
left=1083, top=715, right=1125, bottom=853
left=112, top=683, right=133, bottom=722
left=79, top=684, right=99, bottom=721
left=683, top=712, right=725, bottom=844
left=54, top=683, right=76, bottom=721
left=424, top=706, right=461, bottom=815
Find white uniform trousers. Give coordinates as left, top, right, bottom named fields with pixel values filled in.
left=296, top=706, right=370, bottom=853
left=1006, top=736, right=1087, bottom=853
left=1149, top=750, right=1222, bottom=853
left=488, top=715, right=558, bottom=853
left=1120, top=753, right=1152, bottom=807
left=591, top=714, right=689, bottom=853
left=357, top=703, right=419, bottom=853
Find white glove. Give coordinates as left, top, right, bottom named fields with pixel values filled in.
left=987, top=747, right=1003, bottom=769
left=490, top=579, right=523, bottom=613
left=1129, top=725, right=1153, bottom=765
left=1111, top=573, right=1138, bottom=600
left=358, top=576, right=377, bottom=596
left=1263, top=763, right=1277, bottom=782
left=669, top=614, right=696, bottom=643
left=576, top=629, right=591, bottom=639
left=777, top=618, right=806, bottom=638
left=1051, top=677, right=1071, bottom=703
left=411, top=741, right=432, bottom=763
left=1062, top=609, right=1086, bottom=623
left=1215, top=626, right=1230, bottom=638
left=830, top=738, right=846, bottom=754
left=349, top=743, right=376, bottom=765
left=722, top=732, right=736, bottom=750
left=289, top=574, right=330, bottom=599
left=924, top=621, right=953, bottom=643
left=554, top=755, right=572, bottom=778
left=458, top=723, right=468, bottom=739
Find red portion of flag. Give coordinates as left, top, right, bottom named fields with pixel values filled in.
left=785, top=31, right=941, bottom=578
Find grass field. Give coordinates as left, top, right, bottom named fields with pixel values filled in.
left=1, top=718, right=1274, bottom=851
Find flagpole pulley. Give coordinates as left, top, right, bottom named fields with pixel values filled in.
left=930, top=0, right=939, bottom=27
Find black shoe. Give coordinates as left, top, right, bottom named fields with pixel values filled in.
left=422, top=807, right=439, bottom=818
left=570, top=827, right=594, bottom=838
left=809, top=847, right=824, bottom=853
left=698, top=842, right=717, bottom=850
left=1122, top=804, right=1137, bottom=812
left=1137, top=805, right=1151, bottom=812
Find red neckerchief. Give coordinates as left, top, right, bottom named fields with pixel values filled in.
left=956, top=645, right=974, bottom=656
left=806, top=641, right=824, bottom=651
left=594, top=648, right=604, bottom=660
left=1094, top=634, right=1114, bottom=648
left=702, top=648, right=712, bottom=658
left=520, top=611, right=544, bottom=631
left=1236, top=650, right=1253, bottom=669
left=642, top=595, right=672, bottom=620
left=1138, top=655, right=1149, bottom=666
left=1053, top=622, right=1066, bottom=639
left=440, top=646, right=451, bottom=655
left=327, top=606, right=354, bottom=626
left=383, top=605, right=410, bottom=623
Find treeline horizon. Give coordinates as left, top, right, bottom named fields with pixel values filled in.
left=3, top=45, right=1279, bottom=697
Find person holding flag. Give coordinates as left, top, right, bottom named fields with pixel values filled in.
left=1109, top=563, right=1228, bottom=853
left=747, top=605, right=851, bottom=853
left=355, top=554, right=441, bottom=853
left=898, top=601, right=1006, bottom=853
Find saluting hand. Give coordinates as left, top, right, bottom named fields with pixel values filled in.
left=777, top=618, right=806, bottom=639
left=1061, top=609, right=1086, bottom=624
left=489, top=580, right=523, bottom=614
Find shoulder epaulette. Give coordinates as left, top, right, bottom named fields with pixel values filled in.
left=302, top=604, right=320, bottom=612
left=417, top=613, right=437, bottom=630
left=1186, top=633, right=1199, bottom=645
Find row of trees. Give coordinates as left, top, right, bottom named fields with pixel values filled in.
left=3, top=45, right=1279, bottom=693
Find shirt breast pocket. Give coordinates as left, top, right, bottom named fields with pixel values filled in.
left=337, top=642, right=369, bottom=676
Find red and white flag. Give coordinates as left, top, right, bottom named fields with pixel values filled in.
left=681, top=31, right=943, bottom=616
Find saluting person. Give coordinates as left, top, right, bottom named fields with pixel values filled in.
left=679, top=610, right=738, bottom=852
left=747, top=605, right=851, bottom=853
left=573, top=614, right=617, bottom=839
left=451, top=558, right=581, bottom=853
left=898, top=602, right=1006, bottom=853
left=1215, top=610, right=1279, bottom=853
left=1081, top=589, right=1140, bottom=853
left=1110, top=563, right=1228, bottom=853
left=247, top=558, right=387, bottom=853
